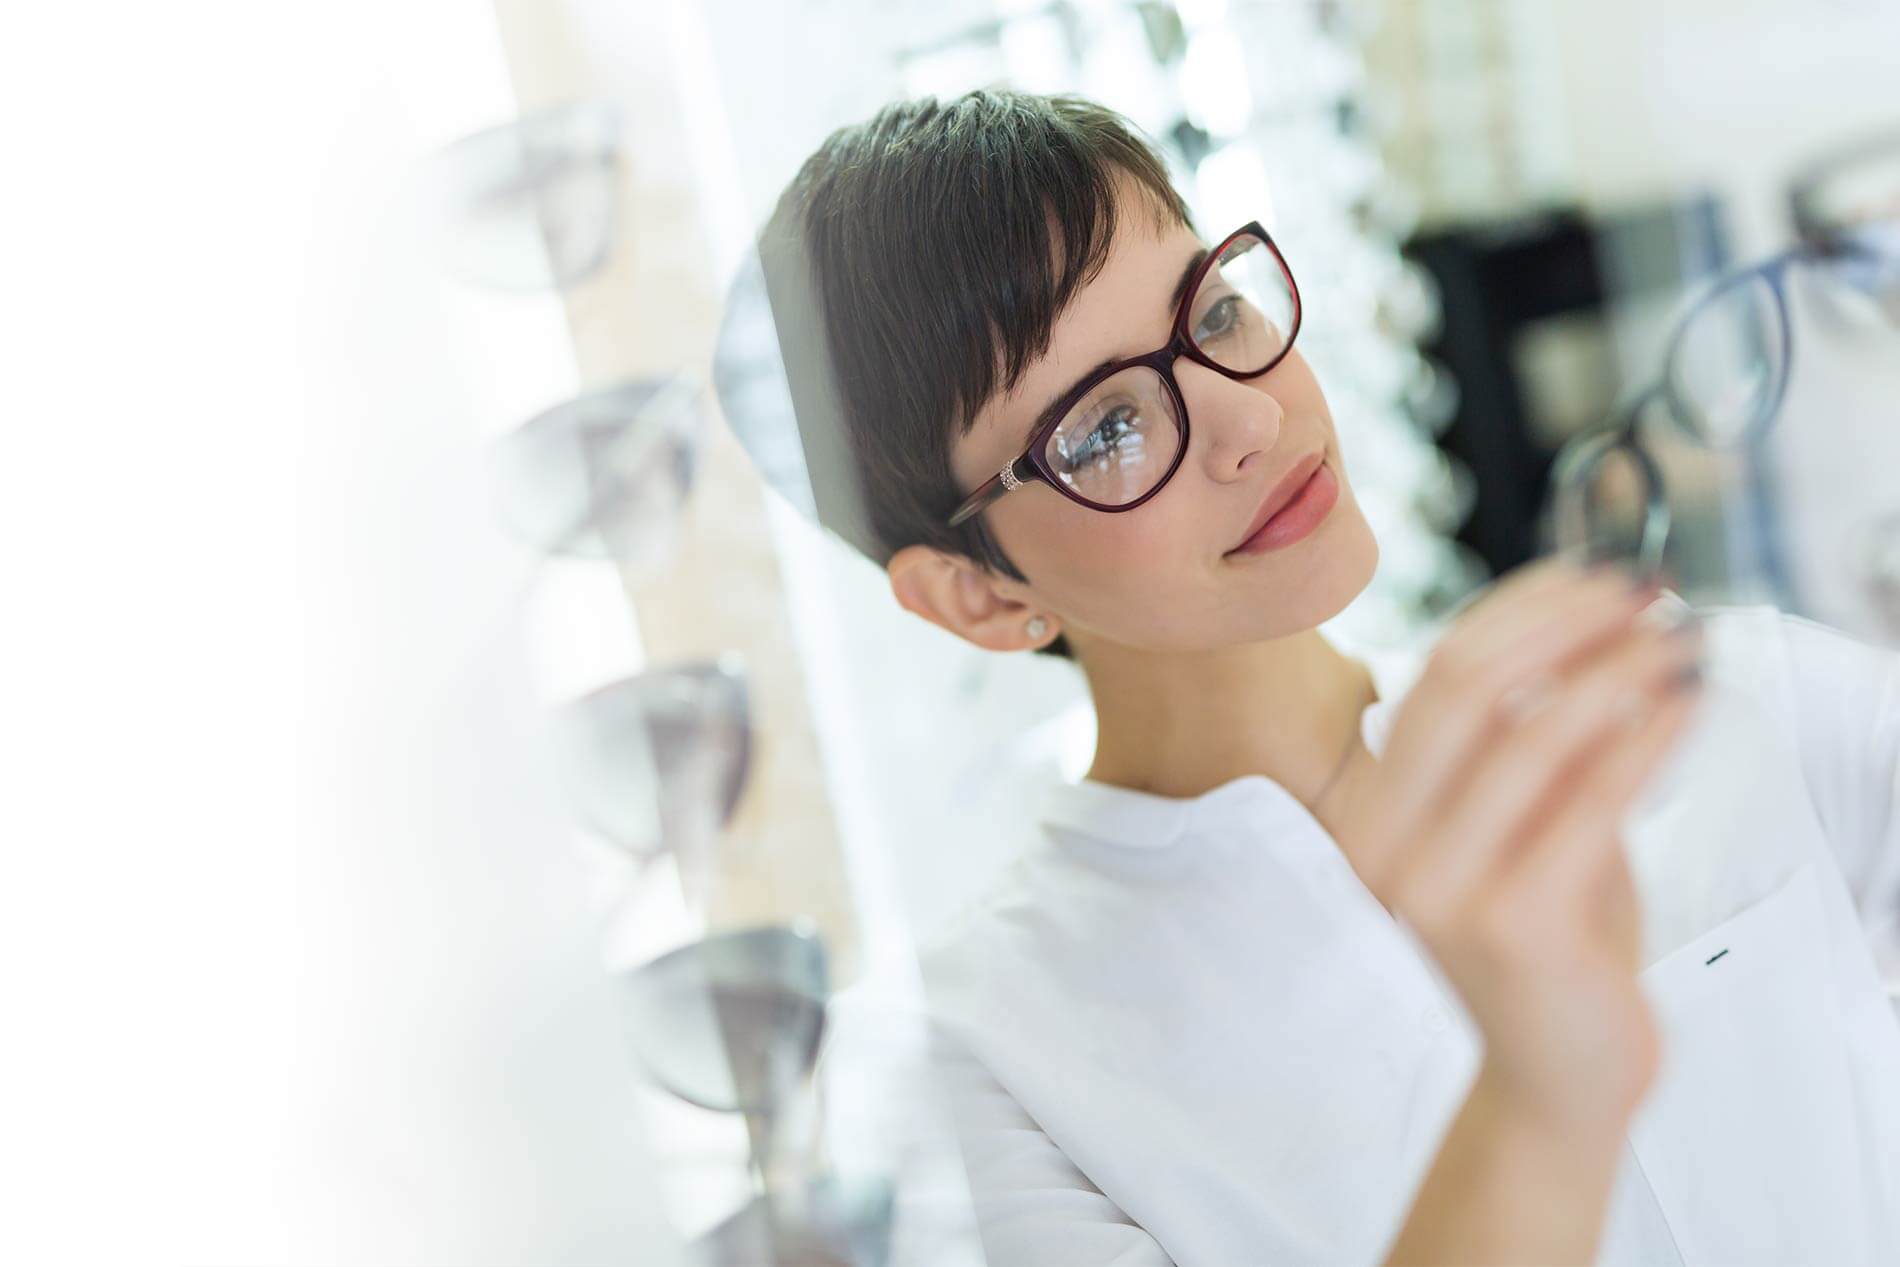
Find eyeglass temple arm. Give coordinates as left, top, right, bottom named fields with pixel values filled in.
left=945, top=454, right=1028, bottom=529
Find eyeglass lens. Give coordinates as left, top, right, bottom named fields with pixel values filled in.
left=1043, top=232, right=1295, bottom=508
left=1189, top=232, right=1298, bottom=374
left=1047, top=366, right=1182, bottom=506
left=1665, top=271, right=1787, bottom=446
left=1551, top=420, right=1671, bottom=579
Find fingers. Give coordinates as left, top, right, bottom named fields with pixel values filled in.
left=1506, top=664, right=1706, bottom=907
left=1397, top=617, right=1703, bottom=920
left=1592, top=845, right=1645, bottom=977
left=1465, top=567, right=1666, bottom=684
left=1375, top=563, right=1668, bottom=848
left=1439, top=554, right=1595, bottom=623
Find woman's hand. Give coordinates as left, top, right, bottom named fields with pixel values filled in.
left=1337, top=557, right=1705, bottom=1138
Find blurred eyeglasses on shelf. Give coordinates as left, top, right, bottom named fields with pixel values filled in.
left=414, top=98, right=623, bottom=292
left=617, top=923, right=831, bottom=1191
left=548, top=656, right=753, bottom=884
left=520, top=618, right=879, bottom=1258
left=617, top=922, right=828, bottom=1117
left=491, top=372, right=705, bottom=581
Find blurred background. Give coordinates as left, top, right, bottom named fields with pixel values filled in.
left=5, top=1, right=1894, bottom=1263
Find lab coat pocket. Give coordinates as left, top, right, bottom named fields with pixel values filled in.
left=1626, top=857, right=1881, bottom=1265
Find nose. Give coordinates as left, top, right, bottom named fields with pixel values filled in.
left=1176, top=356, right=1285, bottom=481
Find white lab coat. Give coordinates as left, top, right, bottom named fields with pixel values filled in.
left=817, top=600, right=1900, bottom=1266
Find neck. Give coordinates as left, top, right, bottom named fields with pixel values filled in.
left=1078, top=627, right=1377, bottom=817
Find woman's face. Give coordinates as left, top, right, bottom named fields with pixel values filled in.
left=940, top=188, right=1380, bottom=655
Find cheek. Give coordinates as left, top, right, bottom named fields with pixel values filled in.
left=1272, top=354, right=1333, bottom=420
left=1018, top=488, right=1215, bottom=610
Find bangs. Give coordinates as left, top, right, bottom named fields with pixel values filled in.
left=794, top=92, right=1196, bottom=446
left=750, top=89, right=1196, bottom=662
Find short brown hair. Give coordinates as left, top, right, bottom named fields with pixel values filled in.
left=761, top=89, right=1197, bottom=662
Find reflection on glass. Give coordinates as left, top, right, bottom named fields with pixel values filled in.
left=549, top=656, right=752, bottom=865
left=492, top=373, right=704, bottom=577
left=712, top=252, right=822, bottom=522
left=415, top=99, right=622, bottom=292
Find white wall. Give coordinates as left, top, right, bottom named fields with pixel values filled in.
left=1546, top=0, right=1900, bottom=255
left=1, top=1, right=686, bottom=1262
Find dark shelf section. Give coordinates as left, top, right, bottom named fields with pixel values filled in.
left=1404, top=197, right=1730, bottom=576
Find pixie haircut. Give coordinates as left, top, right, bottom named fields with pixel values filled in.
left=762, top=88, right=1198, bottom=663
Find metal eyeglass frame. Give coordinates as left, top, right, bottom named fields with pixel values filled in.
left=1551, top=165, right=1899, bottom=593
left=943, top=221, right=1302, bottom=529
left=1553, top=249, right=1802, bottom=574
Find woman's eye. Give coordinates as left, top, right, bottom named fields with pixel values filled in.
left=1195, top=294, right=1242, bottom=342
left=1064, top=405, right=1141, bottom=465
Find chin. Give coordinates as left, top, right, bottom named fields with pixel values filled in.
left=1280, top=502, right=1380, bottom=631
left=1335, top=521, right=1380, bottom=608
left=1313, top=549, right=1378, bottom=626
left=1330, top=497, right=1380, bottom=583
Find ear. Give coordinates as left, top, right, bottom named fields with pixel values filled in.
left=887, top=544, right=1057, bottom=653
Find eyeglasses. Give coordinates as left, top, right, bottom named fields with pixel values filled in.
left=491, top=374, right=705, bottom=578
left=1551, top=131, right=1900, bottom=588
left=944, top=221, right=1302, bottom=529
left=414, top=99, right=624, bottom=293
left=548, top=658, right=753, bottom=867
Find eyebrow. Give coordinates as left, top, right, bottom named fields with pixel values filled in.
left=1017, top=245, right=1210, bottom=447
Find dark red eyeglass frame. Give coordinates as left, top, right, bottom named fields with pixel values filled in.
left=944, top=220, right=1301, bottom=530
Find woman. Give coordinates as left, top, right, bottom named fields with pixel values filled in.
left=731, top=90, right=1900, bottom=1264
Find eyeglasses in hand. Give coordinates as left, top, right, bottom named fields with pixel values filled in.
left=1551, top=132, right=1900, bottom=587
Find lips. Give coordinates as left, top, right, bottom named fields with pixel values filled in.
left=1228, top=451, right=1325, bottom=554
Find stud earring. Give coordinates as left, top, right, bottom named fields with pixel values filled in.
left=1025, top=616, right=1049, bottom=639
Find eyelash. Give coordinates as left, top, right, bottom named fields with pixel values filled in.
left=1196, top=293, right=1241, bottom=339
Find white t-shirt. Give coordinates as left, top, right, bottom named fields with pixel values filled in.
left=816, top=601, right=1900, bottom=1266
